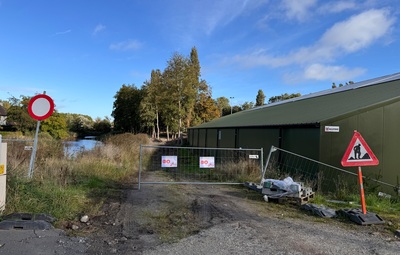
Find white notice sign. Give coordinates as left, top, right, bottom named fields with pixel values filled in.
left=324, top=126, right=340, bottom=132
left=161, top=156, right=178, bottom=167
left=199, top=157, right=215, bottom=168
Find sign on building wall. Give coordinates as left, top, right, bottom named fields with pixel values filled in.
left=161, top=156, right=178, bottom=167
left=199, top=157, right=215, bottom=168
left=324, top=126, right=340, bottom=132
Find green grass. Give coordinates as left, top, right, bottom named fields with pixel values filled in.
left=5, top=177, right=90, bottom=221
left=2, top=133, right=400, bottom=235
left=1, top=133, right=149, bottom=227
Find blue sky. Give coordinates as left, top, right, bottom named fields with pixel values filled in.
left=0, top=0, right=399, bottom=119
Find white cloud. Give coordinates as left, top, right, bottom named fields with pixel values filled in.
left=318, top=1, right=357, bottom=14
left=93, top=24, right=106, bottom=35
left=109, top=40, right=142, bottom=51
left=319, top=9, right=395, bottom=53
left=281, top=0, right=317, bottom=22
left=169, top=0, right=268, bottom=41
left=53, top=29, right=72, bottom=36
left=231, top=9, right=395, bottom=67
left=304, top=64, right=365, bottom=81
left=225, top=8, right=395, bottom=83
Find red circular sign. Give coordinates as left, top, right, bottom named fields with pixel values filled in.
left=28, top=94, right=55, bottom=120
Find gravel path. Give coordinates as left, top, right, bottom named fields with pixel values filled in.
left=119, top=179, right=400, bottom=255
left=88, top=172, right=400, bottom=254
left=144, top=218, right=399, bottom=255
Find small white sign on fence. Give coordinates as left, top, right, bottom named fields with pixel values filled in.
left=161, top=156, right=178, bottom=167
left=199, top=157, right=215, bottom=168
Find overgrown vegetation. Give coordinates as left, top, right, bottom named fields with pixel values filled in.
left=255, top=161, right=400, bottom=226
left=2, top=132, right=399, bottom=236
left=1, top=133, right=149, bottom=227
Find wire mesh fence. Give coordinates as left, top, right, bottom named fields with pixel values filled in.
left=138, top=145, right=263, bottom=189
left=2, top=139, right=34, bottom=177
left=262, top=146, right=398, bottom=197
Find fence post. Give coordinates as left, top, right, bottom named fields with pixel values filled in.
left=260, top=148, right=264, bottom=179
left=138, top=144, right=143, bottom=190
left=261, top=146, right=277, bottom=185
left=0, top=135, right=7, bottom=211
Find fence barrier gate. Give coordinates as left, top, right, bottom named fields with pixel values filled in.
left=138, top=145, right=263, bottom=189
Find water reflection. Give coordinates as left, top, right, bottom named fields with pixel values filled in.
left=64, top=137, right=102, bottom=157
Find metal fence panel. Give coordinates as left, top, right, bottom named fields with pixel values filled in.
left=138, top=145, right=263, bottom=189
left=3, top=139, right=34, bottom=177
left=262, top=146, right=397, bottom=196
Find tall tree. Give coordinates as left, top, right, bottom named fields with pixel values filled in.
left=141, top=69, right=165, bottom=139
left=216, top=97, right=230, bottom=116
left=255, top=89, right=266, bottom=106
left=192, top=80, right=220, bottom=125
left=162, top=52, right=194, bottom=140
left=112, top=84, right=144, bottom=133
left=6, top=95, right=36, bottom=133
left=186, top=47, right=201, bottom=127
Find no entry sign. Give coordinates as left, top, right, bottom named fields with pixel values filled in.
left=28, top=94, right=55, bottom=121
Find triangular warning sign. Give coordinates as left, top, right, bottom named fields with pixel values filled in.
left=341, top=131, right=379, bottom=167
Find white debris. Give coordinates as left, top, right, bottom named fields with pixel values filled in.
left=80, top=215, right=89, bottom=223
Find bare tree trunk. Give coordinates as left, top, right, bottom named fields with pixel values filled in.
left=156, top=108, right=160, bottom=140
left=166, top=126, right=170, bottom=141
left=178, top=100, right=182, bottom=143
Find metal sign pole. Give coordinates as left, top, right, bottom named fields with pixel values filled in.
left=28, top=120, right=41, bottom=178
left=357, top=166, right=367, bottom=214
left=0, top=134, right=2, bottom=164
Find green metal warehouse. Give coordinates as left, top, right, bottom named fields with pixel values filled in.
left=188, top=72, right=400, bottom=189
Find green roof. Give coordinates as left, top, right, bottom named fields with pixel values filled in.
left=193, top=73, right=400, bottom=129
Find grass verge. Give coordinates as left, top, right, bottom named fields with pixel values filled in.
left=1, top=133, right=149, bottom=228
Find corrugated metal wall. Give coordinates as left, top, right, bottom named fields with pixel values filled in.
left=320, top=100, right=400, bottom=191
left=382, top=101, right=400, bottom=190
left=205, top=129, right=218, bottom=148
left=281, top=127, right=320, bottom=159
left=188, top=94, right=400, bottom=191
left=217, top=128, right=236, bottom=148
left=237, top=128, right=279, bottom=151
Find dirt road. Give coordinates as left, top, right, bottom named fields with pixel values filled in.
left=85, top=172, right=400, bottom=254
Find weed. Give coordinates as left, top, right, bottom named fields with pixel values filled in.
left=2, top=133, right=150, bottom=225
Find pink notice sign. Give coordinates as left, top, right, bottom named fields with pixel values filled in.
left=199, top=157, right=215, bottom=168
left=161, top=156, right=178, bottom=167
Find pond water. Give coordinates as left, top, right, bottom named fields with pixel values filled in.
left=64, top=137, right=102, bottom=157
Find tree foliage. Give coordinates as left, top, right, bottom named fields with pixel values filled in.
left=41, top=112, right=69, bottom=139
left=241, top=101, right=254, bottom=110
left=332, top=81, right=355, bottom=88
left=6, top=96, right=36, bottom=133
left=115, top=47, right=221, bottom=140
left=140, top=69, right=163, bottom=139
left=192, top=80, right=220, bottom=125
left=216, top=97, right=230, bottom=116
left=112, top=84, right=144, bottom=133
left=255, top=89, right=266, bottom=106
left=2, top=96, right=110, bottom=139
left=268, top=93, right=301, bottom=104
